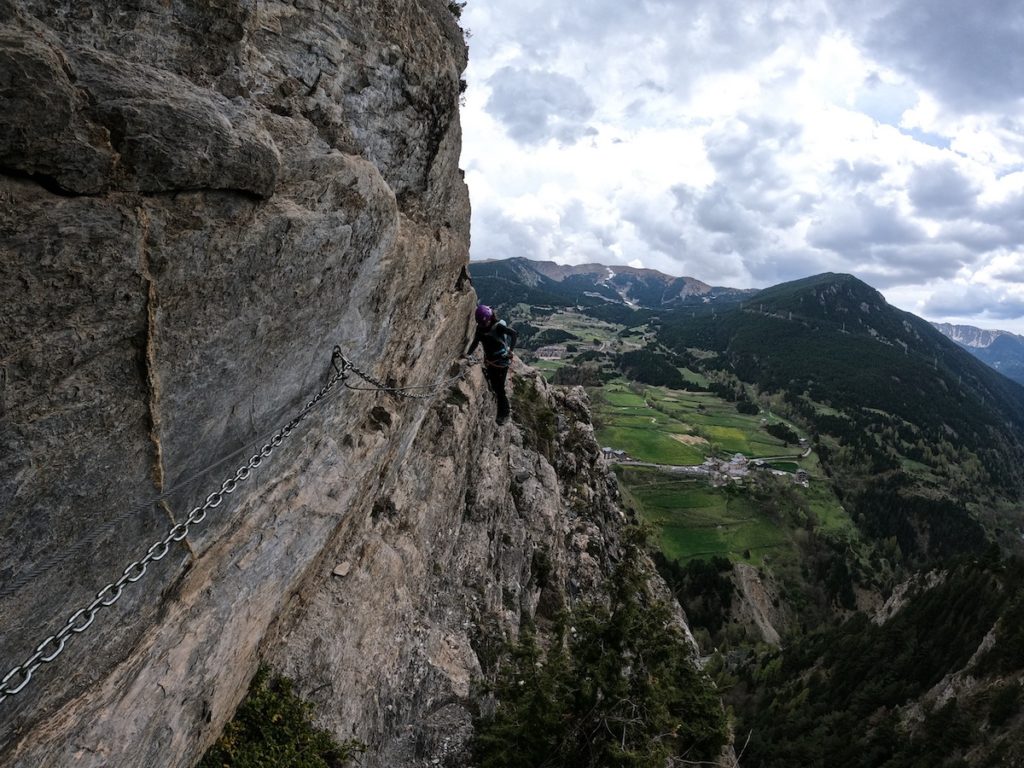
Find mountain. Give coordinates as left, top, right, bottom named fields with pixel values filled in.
left=933, top=322, right=1024, bottom=386
left=471, top=257, right=752, bottom=315
left=488, top=264, right=1024, bottom=765
left=657, top=272, right=1024, bottom=559
left=933, top=322, right=1014, bottom=348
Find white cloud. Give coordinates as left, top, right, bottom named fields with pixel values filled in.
left=460, top=0, right=1024, bottom=331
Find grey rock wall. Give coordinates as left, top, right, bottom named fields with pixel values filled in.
left=0, top=2, right=699, bottom=766
left=267, top=368, right=627, bottom=766
left=0, top=0, right=479, bottom=764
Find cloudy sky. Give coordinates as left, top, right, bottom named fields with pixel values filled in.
left=459, top=0, right=1024, bottom=333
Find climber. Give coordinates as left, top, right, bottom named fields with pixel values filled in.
left=464, top=304, right=517, bottom=425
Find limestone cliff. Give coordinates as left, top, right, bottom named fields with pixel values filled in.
left=0, top=3, right=644, bottom=766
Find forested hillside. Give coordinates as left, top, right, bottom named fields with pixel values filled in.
left=655, top=273, right=1024, bottom=561
left=477, top=260, right=1024, bottom=768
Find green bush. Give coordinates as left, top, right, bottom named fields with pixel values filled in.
left=199, top=667, right=363, bottom=768
left=989, top=682, right=1022, bottom=727
left=764, top=422, right=800, bottom=445
left=615, top=350, right=686, bottom=389
left=553, top=364, right=608, bottom=387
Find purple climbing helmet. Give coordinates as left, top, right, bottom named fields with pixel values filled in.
left=475, top=304, right=494, bottom=325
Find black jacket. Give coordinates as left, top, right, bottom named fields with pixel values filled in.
left=467, top=320, right=517, bottom=366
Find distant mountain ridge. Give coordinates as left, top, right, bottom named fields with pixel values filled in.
left=932, top=322, right=1015, bottom=348
left=472, top=257, right=753, bottom=311
left=933, top=322, right=1024, bottom=386
left=493, top=261, right=1024, bottom=520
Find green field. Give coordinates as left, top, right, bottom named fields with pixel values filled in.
left=679, top=368, right=710, bottom=387
left=517, top=311, right=858, bottom=576
left=593, top=381, right=808, bottom=467
left=533, top=359, right=568, bottom=380
left=528, top=309, right=630, bottom=348
left=599, top=427, right=705, bottom=465
left=617, top=468, right=789, bottom=565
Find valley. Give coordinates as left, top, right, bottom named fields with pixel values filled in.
left=477, top=258, right=1024, bottom=767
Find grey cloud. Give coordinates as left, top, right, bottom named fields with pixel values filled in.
left=630, top=216, right=684, bottom=257
left=511, top=0, right=645, bottom=58
left=472, top=207, right=543, bottom=261
left=874, top=242, right=976, bottom=269
left=980, top=301, right=1024, bottom=320
left=560, top=199, right=619, bottom=253
left=671, top=179, right=768, bottom=257
left=671, top=184, right=697, bottom=209
left=831, top=159, right=887, bottom=188
left=993, top=265, right=1024, bottom=283
left=485, top=67, right=597, bottom=146
left=808, top=196, right=925, bottom=254
left=838, top=0, right=1024, bottom=112
left=471, top=0, right=829, bottom=101
left=622, top=202, right=685, bottom=258
left=703, top=117, right=804, bottom=219
left=850, top=243, right=975, bottom=288
left=925, top=192, right=1024, bottom=255
left=475, top=200, right=623, bottom=265
left=994, top=117, right=1024, bottom=157
left=662, top=2, right=830, bottom=96
left=745, top=248, right=840, bottom=284
left=923, top=285, right=1024, bottom=320
left=694, top=185, right=760, bottom=242
left=977, top=192, right=1024, bottom=249
left=801, top=196, right=985, bottom=288
left=908, top=161, right=980, bottom=218
left=704, top=117, right=801, bottom=184
left=939, top=221, right=1012, bottom=253
left=623, top=201, right=740, bottom=279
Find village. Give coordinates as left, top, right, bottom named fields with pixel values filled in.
left=601, top=447, right=811, bottom=487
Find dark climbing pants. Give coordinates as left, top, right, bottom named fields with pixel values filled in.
left=484, top=364, right=510, bottom=421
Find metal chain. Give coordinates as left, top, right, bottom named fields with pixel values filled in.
left=334, top=346, right=471, bottom=400
left=0, top=346, right=470, bottom=704
left=0, top=353, right=352, bottom=705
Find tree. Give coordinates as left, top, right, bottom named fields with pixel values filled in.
left=474, top=529, right=727, bottom=767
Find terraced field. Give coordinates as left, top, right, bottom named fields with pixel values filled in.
left=616, top=467, right=789, bottom=565
left=592, top=381, right=854, bottom=567
left=593, top=381, right=806, bottom=465
left=514, top=308, right=857, bottom=574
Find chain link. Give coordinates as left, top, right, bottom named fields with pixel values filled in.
left=0, top=353, right=352, bottom=705
left=336, top=346, right=471, bottom=400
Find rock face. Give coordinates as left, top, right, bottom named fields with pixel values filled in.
left=267, top=370, right=628, bottom=766
left=731, top=563, right=785, bottom=646
left=0, top=3, right=642, bottom=766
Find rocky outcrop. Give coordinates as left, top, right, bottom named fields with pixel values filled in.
left=732, top=563, right=785, bottom=646
left=1, top=0, right=472, bottom=764
left=266, top=368, right=627, bottom=765
left=932, top=323, right=1012, bottom=350
left=0, top=3, right=649, bottom=766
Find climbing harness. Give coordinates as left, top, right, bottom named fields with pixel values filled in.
left=0, top=346, right=475, bottom=705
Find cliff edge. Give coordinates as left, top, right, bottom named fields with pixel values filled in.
left=0, top=2, right=648, bottom=766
